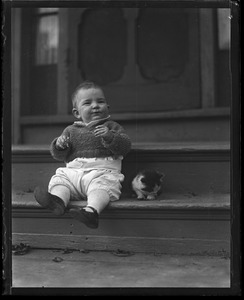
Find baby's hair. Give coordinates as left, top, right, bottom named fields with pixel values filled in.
left=72, top=80, right=103, bottom=108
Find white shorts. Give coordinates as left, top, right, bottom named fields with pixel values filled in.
left=48, top=157, right=124, bottom=201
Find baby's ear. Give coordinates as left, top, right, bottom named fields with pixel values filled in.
left=72, top=108, right=80, bottom=119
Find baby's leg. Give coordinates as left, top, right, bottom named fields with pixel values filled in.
left=34, top=167, right=75, bottom=215
left=86, top=189, right=110, bottom=214
left=49, top=185, right=70, bottom=207
left=34, top=184, right=69, bottom=216
left=69, top=170, right=123, bottom=228
left=69, top=189, right=109, bottom=229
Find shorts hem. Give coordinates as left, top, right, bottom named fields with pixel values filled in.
left=87, top=187, right=121, bottom=202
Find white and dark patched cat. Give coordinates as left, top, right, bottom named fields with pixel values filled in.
left=132, top=169, right=165, bottom=200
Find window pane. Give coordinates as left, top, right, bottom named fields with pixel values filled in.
left=38, top=8, right=59, bottom=13
left=35, top=15, right=59, bottom=65
left=217, top=8, right=230, bottom=50
left=216, top=9, right=231, bottom=107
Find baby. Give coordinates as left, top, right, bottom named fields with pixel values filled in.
left=34, top=81, right=131, bottom=229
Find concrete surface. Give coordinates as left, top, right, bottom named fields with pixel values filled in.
left=12, top=248, right=230, bottom=288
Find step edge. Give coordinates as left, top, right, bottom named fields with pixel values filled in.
left=12, top=142, right=230, bottom=154
left=12, top=192, right=230, bottom=210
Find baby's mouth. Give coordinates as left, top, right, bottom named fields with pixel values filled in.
left=91, top=111, right=102, bottom=117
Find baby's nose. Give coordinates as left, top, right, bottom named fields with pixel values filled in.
left=91, top=101, right=99, bottom=108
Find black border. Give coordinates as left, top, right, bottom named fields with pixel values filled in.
left=2, top=0, right=242, bottom=296
left=10, top=0, right=232, bottom=9
left=229, top=0, right=241, bottom=294
left=2, top=0, right=12, bottom=296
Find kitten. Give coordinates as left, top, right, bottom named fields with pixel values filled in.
left=132, top=169, right=165, bottom=200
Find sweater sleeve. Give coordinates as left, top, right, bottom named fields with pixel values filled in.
left=50, top=127, right=71, bottom=162
left=101, top=121, right=131, bottom=157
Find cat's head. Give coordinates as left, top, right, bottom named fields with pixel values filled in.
left=139, top=170, right=165, bottom=193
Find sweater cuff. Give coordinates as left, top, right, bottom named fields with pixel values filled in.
left=51, top=138, right=65, bottom=151
left=50, top=137, right=70, bottom=160
left=55, top=143, right=68, bottom=151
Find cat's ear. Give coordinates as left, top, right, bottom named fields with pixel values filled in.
left=158, top=172, right=165, bottom=182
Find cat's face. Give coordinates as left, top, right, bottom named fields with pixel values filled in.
left=132, top=170, right=165, bottom=199
left=140, top=171, right=164, bottom=193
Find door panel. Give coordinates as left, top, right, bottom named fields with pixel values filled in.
left=67, top=8, right=200, bottom=113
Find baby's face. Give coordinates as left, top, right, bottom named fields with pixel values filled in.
left=72, top=88, right=109, bottom=124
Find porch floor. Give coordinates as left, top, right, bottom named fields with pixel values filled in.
left=12, top=248, right=230, bottom=289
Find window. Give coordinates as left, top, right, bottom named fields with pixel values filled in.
left=217, top=8, right=230, bottom=50
left=20, top=8, right=59, bottom=116
left=216, top=8, right=231, bottom=107
left=35, top=8, right=59, bottom=65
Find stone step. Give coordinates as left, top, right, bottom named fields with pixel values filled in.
left=12, top=142, right=230, bottom=195
left=12, top=192, right=230, bottom=256
left=12, top=142, right=230, bottom=255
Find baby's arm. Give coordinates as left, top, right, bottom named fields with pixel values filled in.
left=98, top=121, right=131, bottom=157
left=50, top=128, right=71, bottom=161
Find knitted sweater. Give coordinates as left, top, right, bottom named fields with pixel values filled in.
left=50, top=118, right=131, bottom=163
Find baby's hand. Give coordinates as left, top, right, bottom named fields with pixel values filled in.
left=56, top=135, right=70, bottom=149
left=94, top=125, right=109, bottom=137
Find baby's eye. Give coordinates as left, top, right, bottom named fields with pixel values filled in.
left=82, top=101, right=91, bottom=106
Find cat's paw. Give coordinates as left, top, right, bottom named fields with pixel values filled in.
left=147, top=195, right=156, bottom=200
left=137, top=196, right=146, bottom=200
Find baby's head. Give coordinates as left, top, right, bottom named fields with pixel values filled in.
left=72, top=81, right=110, bottom=124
